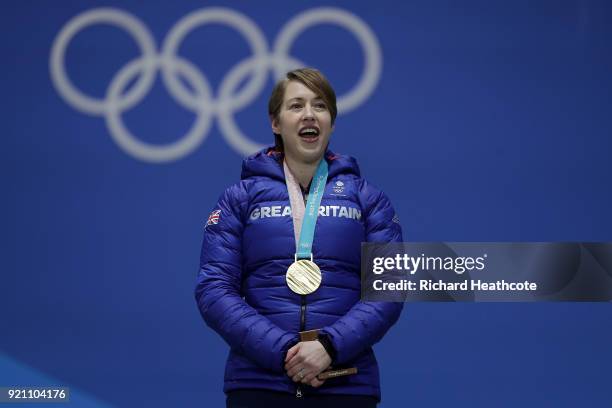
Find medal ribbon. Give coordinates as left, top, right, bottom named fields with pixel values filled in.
left=284, top=158, right=328, bottom=259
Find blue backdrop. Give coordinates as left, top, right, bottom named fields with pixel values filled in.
left=1, top=1, right=611, bottom=407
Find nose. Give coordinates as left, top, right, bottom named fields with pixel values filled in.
left=302, top=104, right=315, bottom=121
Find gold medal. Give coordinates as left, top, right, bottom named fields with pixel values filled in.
left=286, top=259, right=322, bottom=295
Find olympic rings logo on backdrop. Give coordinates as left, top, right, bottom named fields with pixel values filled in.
left=50, top=7, right=382, bottom=163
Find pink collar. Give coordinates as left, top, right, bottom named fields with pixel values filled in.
left=283, top=160, right=306, bottom=248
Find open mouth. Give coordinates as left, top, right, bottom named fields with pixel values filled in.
left=298, top=127, right=320, bottom=142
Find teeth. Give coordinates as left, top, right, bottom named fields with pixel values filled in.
left=300, top=128, right=318, bottom=136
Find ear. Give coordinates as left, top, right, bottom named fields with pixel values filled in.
left=271, top=115, right=281, bottom=135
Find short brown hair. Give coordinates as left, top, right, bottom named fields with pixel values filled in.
left=268, top=68, right=337, bottom=150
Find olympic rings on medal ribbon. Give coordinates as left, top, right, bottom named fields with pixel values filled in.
left=50, top=7, right=382, bottom=163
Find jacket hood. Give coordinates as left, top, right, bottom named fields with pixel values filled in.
left=240, top=147, right=361, bottom=181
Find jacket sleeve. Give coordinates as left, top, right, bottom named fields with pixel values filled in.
left=319, top=181, right=404, bottom=365
left=195, top=183, right=298, bottom=373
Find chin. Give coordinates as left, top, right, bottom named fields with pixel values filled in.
left=297, top=146, right=325, bottom=163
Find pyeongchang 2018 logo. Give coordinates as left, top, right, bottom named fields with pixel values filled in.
left=49, top=7, right=382, bottom=164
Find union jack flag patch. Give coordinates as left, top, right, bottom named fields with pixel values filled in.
left=206, top=209, right=221, bottom=227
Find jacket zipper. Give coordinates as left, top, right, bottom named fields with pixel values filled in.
left=296, top=183, right=310, bottom=398
left=296, top=294, right=307, bottom=398
left=300, top=295, right=306, bottom=331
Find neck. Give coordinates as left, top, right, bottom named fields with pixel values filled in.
left=284, top=154, right=322, bottom=190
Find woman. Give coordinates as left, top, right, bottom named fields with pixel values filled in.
left=196, top=68, right=403, bottom=407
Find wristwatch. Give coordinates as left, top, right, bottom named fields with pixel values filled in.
left=317, top=334, right=336, bottom=363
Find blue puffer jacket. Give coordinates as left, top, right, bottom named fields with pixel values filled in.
left=195, top=148, right=403, bottom=400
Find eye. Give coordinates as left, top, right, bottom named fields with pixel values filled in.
left=313, top=102, right=327, bottom=111
left=289, top=103, right=302, bottom=110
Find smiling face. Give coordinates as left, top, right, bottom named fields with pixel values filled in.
left=271, top=80, right=334, bottom=164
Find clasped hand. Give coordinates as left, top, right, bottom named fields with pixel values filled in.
left=284, top=340, right=331, bottom=388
